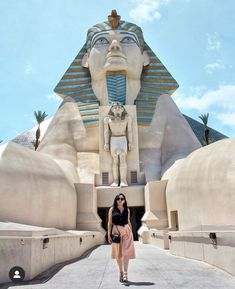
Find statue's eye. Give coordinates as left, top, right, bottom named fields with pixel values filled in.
left=121, top=37, right=136, bottom=44
left=94, top=37, right=109, bottom=45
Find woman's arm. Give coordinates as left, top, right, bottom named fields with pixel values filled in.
left=128, top=208, right=132, bottom=231
left=107, top=207, right=113, bottom=244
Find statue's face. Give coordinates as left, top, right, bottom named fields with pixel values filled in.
left=83, top=30, right=148, bottom=80
left=111, top=104, right=124, bottom=118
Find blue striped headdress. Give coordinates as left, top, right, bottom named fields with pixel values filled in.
left=54, top=11, right=179, bottom=127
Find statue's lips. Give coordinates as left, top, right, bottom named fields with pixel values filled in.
left=106, top=52, right=127, bottom=61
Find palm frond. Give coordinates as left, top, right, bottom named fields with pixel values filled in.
left=198, top=113, right=209, bottom=127
left=34, top=110, right=48, bottom=125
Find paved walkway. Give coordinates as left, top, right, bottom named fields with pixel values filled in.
left=4, top=242, right=235, bottom=289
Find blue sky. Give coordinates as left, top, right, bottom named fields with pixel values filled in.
left=1, top=0, right=235, bottom=142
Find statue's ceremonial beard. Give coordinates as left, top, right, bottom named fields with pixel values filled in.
left=106, top=71, right=126, bottom=105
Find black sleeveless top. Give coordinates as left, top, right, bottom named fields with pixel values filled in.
left=112, top=207, right=128, bottom=226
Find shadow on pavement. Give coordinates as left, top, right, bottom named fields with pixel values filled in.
left=123, top=281, right=155, bottom=286
left=0, top=245, right=100, bottom=289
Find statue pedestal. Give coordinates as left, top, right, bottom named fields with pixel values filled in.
left=75, top=183, right=105, bottom=235
left=96, top=185, right=145, bottom=208
left=138, top=180, right=169, bottom=243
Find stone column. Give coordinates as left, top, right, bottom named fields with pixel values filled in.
left=75, top=183, right=106, bottom=235
left=138, top=180, right=168, bottom=243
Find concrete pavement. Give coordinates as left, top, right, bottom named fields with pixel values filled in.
left=2, top=242, right=235, bottom=289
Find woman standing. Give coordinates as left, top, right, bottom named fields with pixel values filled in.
left=108, top=193, right=135, bottom=282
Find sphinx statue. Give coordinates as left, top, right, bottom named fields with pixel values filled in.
left=50, top=9, right=200, bottom=182
left=0, top=10, right=201, bottom=230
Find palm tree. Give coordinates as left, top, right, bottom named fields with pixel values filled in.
left=31, top=140, right=37, bottom=149
left=34, top=110, right=48, bottom=150
left=198, top=113, right=210, bottom=145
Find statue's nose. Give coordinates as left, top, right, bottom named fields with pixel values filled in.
left=108, top=39, right=122, bottom=51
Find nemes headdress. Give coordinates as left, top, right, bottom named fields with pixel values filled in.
left=85, top=10, right=145, bottom=53
left=108, top=101, right=128, bottom=120
left=54, top=10, right=179, bottom=127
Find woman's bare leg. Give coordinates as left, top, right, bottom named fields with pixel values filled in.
left=116, top=259, right=123, bottom=273
left=122, top=257, right=129, bottom=282
left=123, top=256, right=129, bottom=272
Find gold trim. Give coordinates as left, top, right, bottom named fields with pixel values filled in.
left=137, top=95, right=160, bottom=99
left=143, top=72, right=171, bottom=76
left=80, top=110, right=99, bottom=116
left=77, top=102, right=98, bottom=107
left=136, top=115, right=152, bottom=119
left=136, top=110, right=155, bottom=113
left=67, top=68, right=87, bottom=73
left=137, top=122, right=151, bottom=126
left=143, top=78, right=177, bottom=83
left=81, top=115, right=99, bottom=120
left=56, top=80, right=91, bottom=87
left=84, top=123, right=99, bottom=128
left=79, top=106, right=99, bottom=111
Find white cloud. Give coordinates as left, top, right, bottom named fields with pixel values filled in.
left=189, top=85, right=207, bottom=96
left=174, top=85, right=235, bottom=128
left=174, top=85, right=235, bottom=111
left=25, top=64, right=34, bottom=74
left=206, top=32, right=221, bottom=51
left=205, top=61, right=225, bottom=74
left=217, top=113, right=235, bottom=127
left=129, top=0, right=172, bottom=23
left=47, top=93, right=61, bottom=102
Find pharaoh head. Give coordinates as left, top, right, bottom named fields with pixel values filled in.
left=81, top=10, right=149, bottom=80
left=54, top=10, right=179, bottom=127
left=108, top=102, right=127, bottom=120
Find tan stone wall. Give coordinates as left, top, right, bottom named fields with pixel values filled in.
left=168, top=230, right=235, bottom=276
left=0, top=224, right=105, bottom=284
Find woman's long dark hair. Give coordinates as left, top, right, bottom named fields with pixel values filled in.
left=112, top=193, right=128, bottom=211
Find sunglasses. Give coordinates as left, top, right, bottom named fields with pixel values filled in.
left=117, top=197, right=124, bottom=201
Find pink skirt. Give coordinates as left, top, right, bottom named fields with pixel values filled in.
left=111, top=224, right=136, bottom=260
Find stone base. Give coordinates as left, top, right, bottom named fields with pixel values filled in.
left=141, top=211, right=168, bottom=229
left=75, top=183, right=104, bottom=234
left=96, top=185, right=145, bottom=208
left=138, top=225, right=150, bottom=243
left=138, top=226, right=169, bottom=249
left=149, top=228, right=169, bottom=249
left=0, top=222, right=105, bottom=284
left=168, top=229, right=235, bottom=276
left=76, top=212, right=106, bottom=235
